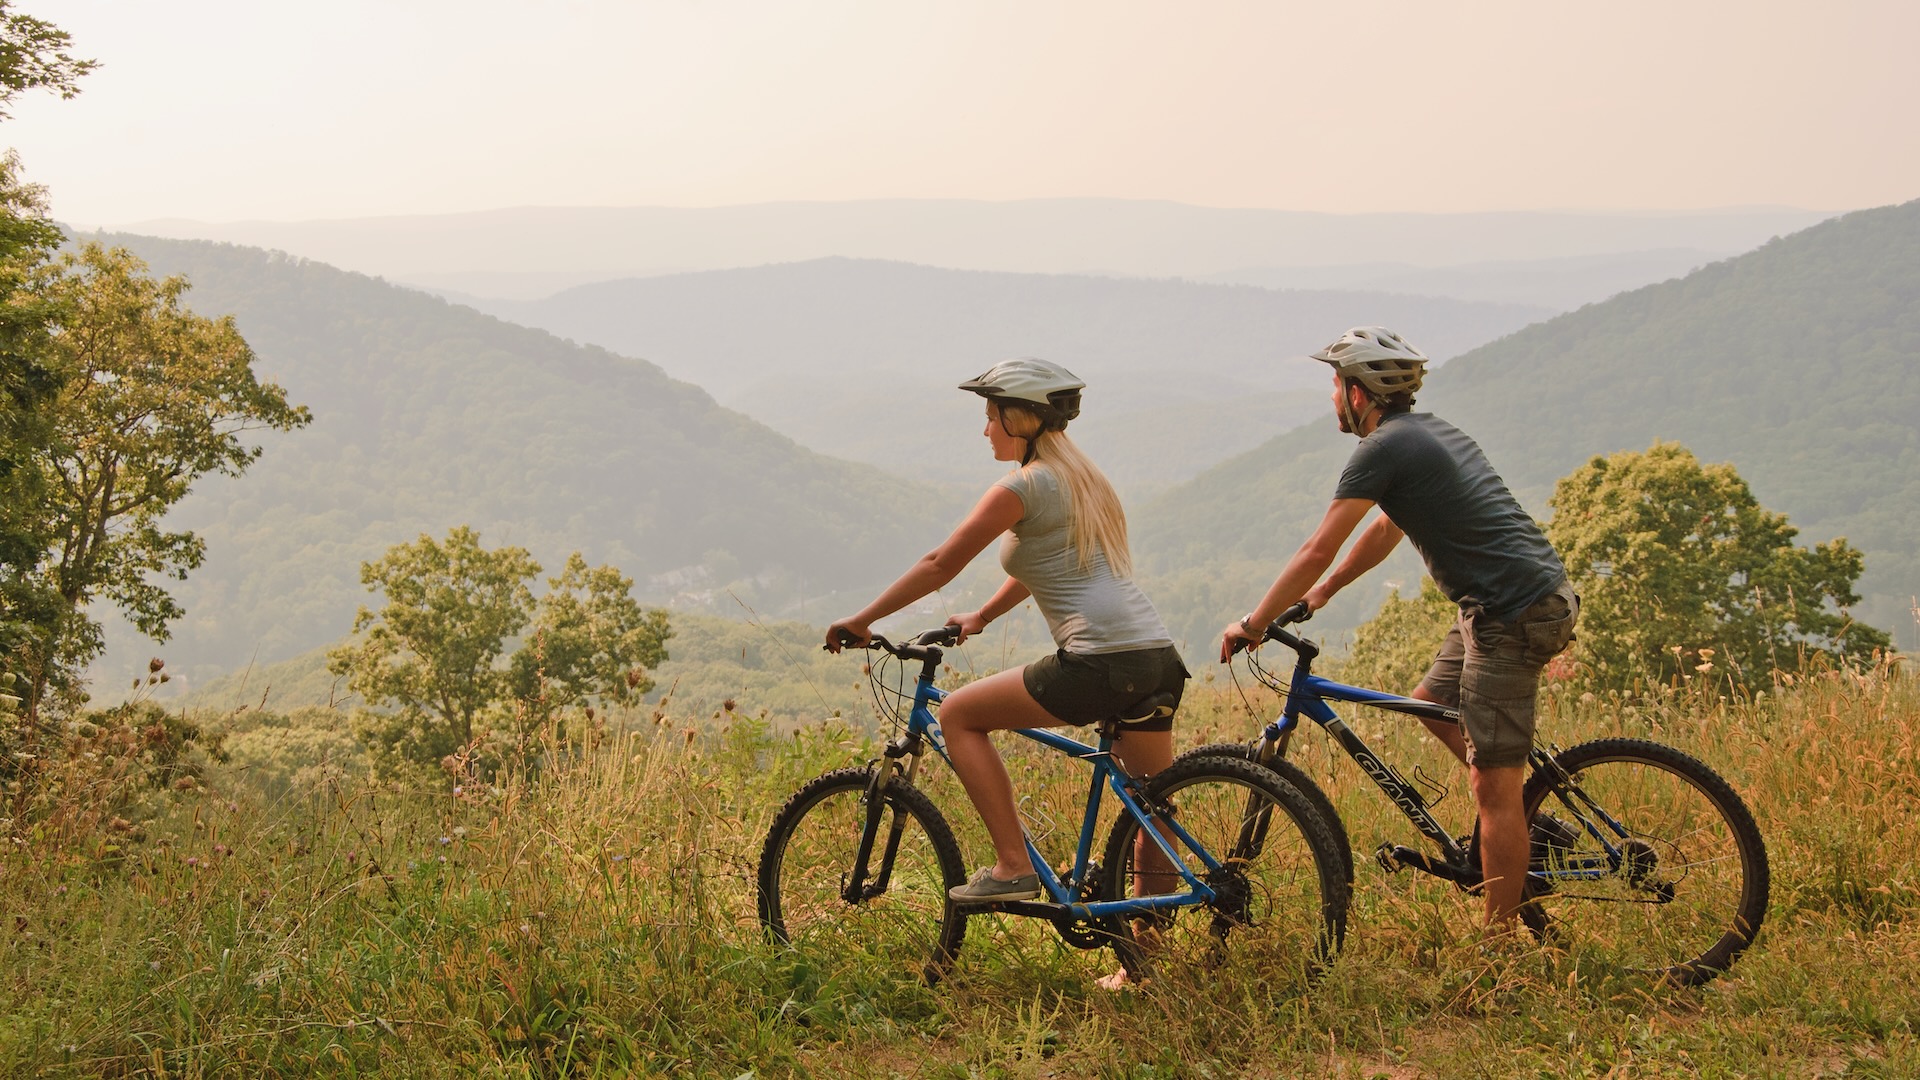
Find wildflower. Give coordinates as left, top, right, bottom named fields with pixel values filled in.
left=452, top=826, right=466, bottom=838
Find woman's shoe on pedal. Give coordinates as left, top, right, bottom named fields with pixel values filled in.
left=949, top=867, right=1041, bottom=903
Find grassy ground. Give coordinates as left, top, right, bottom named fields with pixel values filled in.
left=2, top=658, right=1915, bottom=1077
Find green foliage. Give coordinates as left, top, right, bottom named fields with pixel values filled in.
left=0, top=155, right=67, bottom=712
left=329, top=526, right=539, bottom=776
left=0, top=1, right=95, bottom=118
left=10, top=244, right=309, bottom=716
left=1547, top=441, right=1890, bottom=690
left=74, top=696, right=228, bottom=793
left=214, top=704, right=365, bottom=803
left=1336, top=578, right=1456, bottom=694
left=508, top=553, right=672, bottom=712
left=329, top=527, right=671, bottom=781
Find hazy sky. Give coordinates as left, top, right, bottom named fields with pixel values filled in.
left=7, top=1, right=1916, bottom=225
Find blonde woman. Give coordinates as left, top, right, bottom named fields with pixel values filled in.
left=826, top=358, right=1189, bottom=919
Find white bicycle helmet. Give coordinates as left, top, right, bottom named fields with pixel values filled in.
left=959, top=357, right=1085, bottom=464
left=1309, top=326, right=1429, bottom=398
left=958, top=357, right=1084, bottom=429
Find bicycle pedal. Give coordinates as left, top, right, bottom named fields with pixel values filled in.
left=1374, top=842, right=1405, bottom=874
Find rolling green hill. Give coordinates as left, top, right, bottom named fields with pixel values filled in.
left=84, top=234, right=965, bottom=692
left=1134, top=199, right=1920, bottom=650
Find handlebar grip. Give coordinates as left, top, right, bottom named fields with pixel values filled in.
left=824, top=628, right=881, bottom=651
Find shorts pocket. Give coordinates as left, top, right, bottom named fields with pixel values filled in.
left=1523, top=606, right=1576, bottom=664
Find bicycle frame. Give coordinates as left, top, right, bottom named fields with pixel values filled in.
left=858, top=637, right=1223, bottom=922
left=1255, top=635, right=1476, bottom=878
left=1247, top=621, right=1640, bottom=888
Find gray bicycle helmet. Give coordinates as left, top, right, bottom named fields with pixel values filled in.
left=958, top=357, right=1085, bottom=430
left=1309, top=326, right=1429, bottom=398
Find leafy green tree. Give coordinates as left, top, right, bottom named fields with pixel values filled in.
left=329, top=527, right=540, bottom=773
left=12, top=244, right=309, bottom=717
left=0, top=2, right=94, bottom=119
left=0, top=155, right=65, bottom=690
left=1546, top=441, right=1889, bottom=690
left=509, top=553, right=671, bottom=711
left=0, top=2, right=98, bottom=616
left=330, top=528, right=670, bottom=780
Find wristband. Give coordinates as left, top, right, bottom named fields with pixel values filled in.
left=1239, top=612, right=1258, bottom=635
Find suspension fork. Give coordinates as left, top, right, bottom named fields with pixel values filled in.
left=843, top=735, right=924, bottom=902
left=1228, top=724, right=1297, bottom=858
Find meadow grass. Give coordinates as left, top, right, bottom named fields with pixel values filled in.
left=2, top=660, right=1915, bottom=1078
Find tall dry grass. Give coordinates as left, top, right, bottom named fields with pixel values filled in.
left=1, top=658, right=1915, bottom=1077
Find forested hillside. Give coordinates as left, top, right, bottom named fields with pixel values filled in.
left=84, top=235, right=964, bottom=691
left=475, top=257, right=1550, bottom=493
left=1135, top=199, right=1920, bottom=647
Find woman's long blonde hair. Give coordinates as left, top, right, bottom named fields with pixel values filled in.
left=996, top=402, right=1133, bottom=579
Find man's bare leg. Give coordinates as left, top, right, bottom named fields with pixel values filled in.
left=1412, top=686, right=1529, bottom=931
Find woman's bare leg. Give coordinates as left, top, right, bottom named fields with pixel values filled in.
left=939, top=667, right=1068, bottom=880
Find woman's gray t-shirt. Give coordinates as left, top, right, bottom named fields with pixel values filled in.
left=995, top=465, right=1173, bottom=655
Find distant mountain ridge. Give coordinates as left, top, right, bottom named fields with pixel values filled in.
left=471, top=257, right=1552, bottom=494
left=1206, top=248, right=1729, bottom=312
left=118, top=198, right=1833, bottom=291
left=1134, top=198, right=1920, bottom=649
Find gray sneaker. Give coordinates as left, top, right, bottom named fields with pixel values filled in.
left=948, top=867, right=1041, bottom=904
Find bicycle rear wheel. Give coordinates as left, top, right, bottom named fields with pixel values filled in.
left=756, top=767, right=969, bottom=984
left=1100, top=755, right=1349, bottom=985
left=1522, top=738, right=1769, bottom=986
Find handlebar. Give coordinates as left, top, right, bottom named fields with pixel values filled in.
left=825, top=624, right=962, bottom=656
left=1225, top=600, right=1319, bottom=660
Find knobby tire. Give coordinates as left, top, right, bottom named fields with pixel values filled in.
left=757, top=766, right=969, bottom=985
left=1099, top=754, right=1349, bottom=986
left=1521, top=737, right=1769, bottom=986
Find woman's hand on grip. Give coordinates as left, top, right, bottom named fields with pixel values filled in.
left=824, top=618, right=871, bottom=653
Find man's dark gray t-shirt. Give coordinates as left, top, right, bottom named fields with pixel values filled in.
left=1333, top=412, right=1565, bottom=622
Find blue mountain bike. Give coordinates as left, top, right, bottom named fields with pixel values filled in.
left=1194, top=604, right=1769, bottom=985
left=756, top=626, right=1350, bottom=985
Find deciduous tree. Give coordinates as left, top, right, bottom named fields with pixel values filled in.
left=330, top=528, right=671, bottom=780
left=329, top=527, right=539, bottom=772
left=510, top=553, right=671, bottom=711
left=1546, top=441, right=1888, bottom=690
left=14, top=244, right=309, bottom=716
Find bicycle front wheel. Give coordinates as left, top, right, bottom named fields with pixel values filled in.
left=1175, top=741, right=1355, bottom=886
left=1100, top=755, right=1349, bottom=986
left=1523, top=738, right=1769, bottom=986
left=756, top=767, right=969, bottom=984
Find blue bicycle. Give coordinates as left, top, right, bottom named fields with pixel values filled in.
left=1195, top=604, right=1770, bottom=985
left=756, top=626, right=1350, bottom=985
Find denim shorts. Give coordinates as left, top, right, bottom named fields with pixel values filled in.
left=1022, top=645, right=1189, bottom=731
left=1414, top=580, right=1578, bottom=768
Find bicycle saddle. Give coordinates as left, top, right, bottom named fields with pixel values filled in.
left=1115, top=690, right=1179, bottom=726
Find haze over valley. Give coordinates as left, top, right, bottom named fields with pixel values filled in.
left=81, top=196, right=1920, bottom=702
